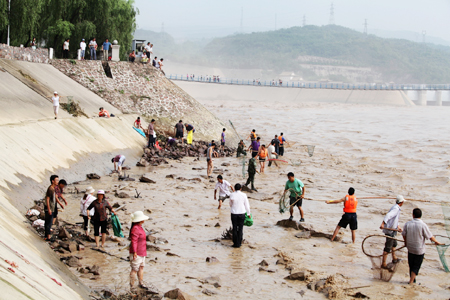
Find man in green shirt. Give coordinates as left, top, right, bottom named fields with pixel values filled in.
left=284, top=172, right=305, bottom=222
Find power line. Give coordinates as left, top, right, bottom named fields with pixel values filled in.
left=275, top=14, right=277, bottom=30
left=329, top=2, right=335, bottom=25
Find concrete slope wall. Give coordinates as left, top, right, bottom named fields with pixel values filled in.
left=174, top=81, right=415, bottom=106
left=0, top=59, right=121, bottom=117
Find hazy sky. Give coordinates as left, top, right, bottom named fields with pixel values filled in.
left=134, top=0, right=450, bottom=42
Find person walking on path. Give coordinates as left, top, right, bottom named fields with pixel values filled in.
left=129, top=211, right=150, bottom=290
left=278, top=133, right=287, bottom=156
left=248, top=137, right=261, bottom=158
left=89, top=38, right=97, bottom=60
left=80, top=39, right=86, bottom=60
left=256, top=144, right=268, bottom=173
left=102, top=39, right=112, bottom=61
left=244, top=157, right=258, bottom=192
left=62, top=39, right=69, bottom=58
left=402, top=208, right=443, bottom=284
left=214, top=175, right=235, bottom=209
left=272, top=135, right=280, bottom=155
left=80, top=187, right=96, bottom=236
left=87, top=190, right=115, bottom=248
left=207, top=143, right=217, bottom=178
left=220, top=128, right=226, bottom=154
left=44, top=175, right=59, bottom=240
left=51, top=91, right=60, bottom=119
left=229, top=184, right=251, bottom=248
left=247, top=129, right=257, bottom=142
left=236, top=140, right=247, bottom=157
left=326, top=187, right=357, bottom=243
left=185, top=123, right=195, bottom=145
left=53, top=179, right=68, bottom=225
left=112, top=154, right=126, bottom=174
left=285, top=172, right=305, bottom=222
left=147, top=119, right=156, bottom=148
left=268, top=140, right=278, bottom=167
left=380, top=195, right=406, bottom=269
left=174, top=120, right=184, bottom=140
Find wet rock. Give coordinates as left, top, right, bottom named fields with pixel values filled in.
left=314, top=279, right=327, bottom=291
left=146, top=243, right=161, bottom=251
left=276, top=219, right=302, bottom=230
left=140, top=174, right=156, bottom=183
left=189, top=178, right=202, bottom=182
left=77, top=244, right=85, bottom=251
left=206, top=257, right=219, bottom=263
left=78, top=268, right=89, bottom=274
left=285, top=271, right=307, bottom=281
left=298, top=290, right=305, bottom=296
left=295, top=231, right=311, bottom=239
left=86, top=173, right=101, bottom=179
left=112, top=202, right=121, bottom=208
left=88, top=265, right=100, bottom=275
left=116, top=192, right=130, bottom=198
left=202, top=289, right=217, bottom=296
left=259, top=260, right=269, bottom=266
left=351, top=292, right=369, bottom=298
left=214, top=223, right=220, bottom=227
left=221, top=163, right=230, bottom=167
left=166, top=252, right=180, bottom=257
left=29, top=215, right=38, bottom=222
left=66, top=257, right=81, bottom=268
left=136, top=158, right=148, bottom=167
left=103, top=290, right=114, bottom=298
left=176, top=177, right=187, bottom=181
left=147, top=235, right=157, bottom=243
left=164, top=288, right=194, bottom=300
left=58, top=227, right=72, bottom=239
left=166, top=174, right=175, bottom=179
left=259, top=267, right=276, bottom=273
left=156, top=237, right=168, bottom=244
left=213, top=282, right=221, bottom=288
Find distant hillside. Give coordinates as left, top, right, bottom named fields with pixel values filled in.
left=193, top=25, right=450, bottom=83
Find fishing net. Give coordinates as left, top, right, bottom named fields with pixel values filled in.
left=279, top=189, right=302, bottom=213
left=306, top=145, right=315, bottom=157
left=290, top=160, right=301, bottom=166
left=362, top=234, right=406, bottom=282
left=437, top=202, right=450, bottom=272
left=241, top=157, right=247, bottom=179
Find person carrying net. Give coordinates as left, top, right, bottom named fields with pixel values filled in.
left=379, top=195, right=406, bottom=270
left=285, top=172, right=305, bottom=222
left=326, top=187, right=357, bottom=243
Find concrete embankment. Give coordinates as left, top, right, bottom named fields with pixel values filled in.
left=174, top=81, right=415, bottom=106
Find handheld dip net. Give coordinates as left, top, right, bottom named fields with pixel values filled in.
left=361, top=234, right=407, bottom=282
left=437, top=202, right=450, bottom=272
left=279, top=189, right=302, bottom=213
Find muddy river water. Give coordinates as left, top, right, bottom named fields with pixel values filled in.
left=57, top=100, right=450, bottom=299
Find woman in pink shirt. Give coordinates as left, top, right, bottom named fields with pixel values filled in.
left=129, top=211, right=149, bottom=290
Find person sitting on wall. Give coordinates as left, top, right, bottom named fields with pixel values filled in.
left=99, top=107, right=110, bottom=118
left=129, top=51, right=136, bottom=63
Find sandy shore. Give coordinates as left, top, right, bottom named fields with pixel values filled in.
left=54, top=101, right=449, bottom=299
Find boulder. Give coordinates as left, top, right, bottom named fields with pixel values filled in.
left=206, top=257, right=219, bottom=263
left=146, top=243, right=161, bottom=251
left=295, top=231, right=311, bottom=239
left=202, top=289, right=217, bottom=296
left=146, top=235, right=157, bottom=243
left=58, top=227, right=72, bottom=239
left=66, top=257, right=81, bottom=268
left=164, top=288, right=194, bottom=300
left=259, top=260, right=269, bottom=266
left=116, top=192, right=130, bottom=198
left=166, top=174, right=175, bottom=179
left=140, top=174, right=156, bottom=183
left=86, top=173, right=101, bottom=179
left=89, top=265, right=100, bottom=276
left=285, top=271, right=307, bottom=281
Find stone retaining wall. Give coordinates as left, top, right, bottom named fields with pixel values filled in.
left=0, top=44, right=49, bottom=63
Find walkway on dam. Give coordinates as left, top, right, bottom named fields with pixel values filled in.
left=167, top=74, right=450, bottom=91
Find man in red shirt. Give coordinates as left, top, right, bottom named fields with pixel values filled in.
left=99, top=107, right=110, bottom=118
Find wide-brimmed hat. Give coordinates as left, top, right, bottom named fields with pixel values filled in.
left=54, top=91, right=58, bottom=94
left=131, top=211, right=149, bottom=223
left=97, top=190, right=105, bottom=195
left=85, top=186, right=95, bottom=194
left=396, top=195, right=406, bottom=204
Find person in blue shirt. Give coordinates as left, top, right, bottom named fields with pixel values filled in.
left=102, top=39, right=112, bottom=61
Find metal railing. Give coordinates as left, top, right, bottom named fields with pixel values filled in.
left=166, top=74, right=450, bottom=90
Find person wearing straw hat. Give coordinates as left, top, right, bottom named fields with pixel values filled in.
left=87, top=190, right=115, bottom=248
left=129, top=211, right=150, bottom=290
left=80, top=187, right=96, bottom=236
left=51, top=91, right=59, bottom=119
left=379, top=195, right=406, bottom=270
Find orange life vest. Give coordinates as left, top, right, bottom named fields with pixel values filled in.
left=278, top=136, right=283, bottom=145
left=343, top=195, right=357, bottom=213
left=259, top=149, right=268, bottom=158
left=251, top=132, right=256, bottom=139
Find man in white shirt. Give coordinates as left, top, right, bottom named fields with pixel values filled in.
left=79, top=39, right=86, bottom=60
left=267, top=140, right=278, bottom=167
left=229, top=184, right=251, bottom=248
left=380, top=195, right=405, bottom=269
left=89, top=38, right=97, bottom=60
left=214, top=175, right=235, bottom=209
left=402, top=208, right=442, bottom=284
left=51, top=91, right=59, bottom=119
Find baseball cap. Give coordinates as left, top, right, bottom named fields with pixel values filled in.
left=396, top=195, right=406, bottom=204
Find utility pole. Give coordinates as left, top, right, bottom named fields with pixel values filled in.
left=7, top=0, right=11, bottom=46
left=329, top=3, right=335, bottom=25
left=363, top=19, right=368, bottom=35
left=275, top=14, right=277, bottom=30
left=303, top=15, right=306, bottom=27
left=161, top=22, right=165, bottom=33
left=240, top=7, right=243, bottom=33
left=422, top=30, right=426, bottom=43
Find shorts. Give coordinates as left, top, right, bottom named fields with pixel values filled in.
left=289, top=196, right=303, bottom=207
left=408, top=252, right=424, bottom=276
left=82, top=215, right=94, bottom=231
left=384, top=232, right=398, bottom=253
left=117, top=155, right=126, bottom=167
left=338, top=213, right=357, bottom=230
left=93, top=220, right=108, bottom=236
left=259, top=158, right=266, bottom=162
left=130, top=254, right=146, bottom=271
left=53, top=105, right=59, bottom=115
left=175, top=130, right=183, bottom=138
left=221, top=142, right=225, bottom=146
left=207, top=158, right=211, bottom=163
left=251, top=151, right=258, bottom=158
left=219, top=195, right=229, bottom=202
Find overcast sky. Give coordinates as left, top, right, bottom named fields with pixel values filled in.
left=134, top=0, right=450, bottom=42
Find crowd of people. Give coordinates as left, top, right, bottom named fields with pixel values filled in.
left=186, top=74, right=221, bottom=82
left=128, top=41, right=165, bottom=74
